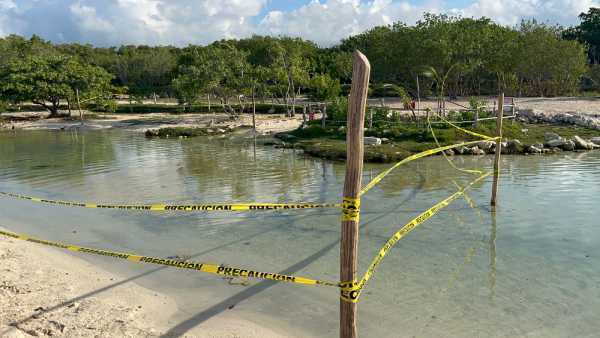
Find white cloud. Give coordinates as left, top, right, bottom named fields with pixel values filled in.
left=455, top=0, right=600, bottom=27
left=69, top=2, right=114, bottom=33
left=259, top=0, right=437, bottom=46
left=0, top=0, right=597, bottom=46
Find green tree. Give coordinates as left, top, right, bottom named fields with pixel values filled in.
left=173, top=42, right=249, bottom=116
left=309, top=73, right=341, bottom=101
left=0, top=55, right=114, bottom=117
left=563, top=8, right=600, bottom=64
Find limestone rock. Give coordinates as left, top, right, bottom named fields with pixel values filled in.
left=364, top=137, right=382, bottom=146
left=573, top=135, right=594, bottom=150
left=591, top=137, right=600, bottom=145
left=477, top=140, right=495, bottom=152
left=470, top=146, right=485, bottom=155
left=444, top=149, right=455, bottom=156
left=544, top=132, right=562, bottom=142
left=546, top=138, right=566, bottom=148
left=505, top=139, right=524, bottom=154
left=560, top=140, right=575, bottom=151
left=526, top=145, right=542, bottom=154
left=454, top=146, right=468, bottom=155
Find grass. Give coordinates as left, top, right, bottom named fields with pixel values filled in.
left=278, top=119, right=600, bottom=162
left=145, top=127, right=211, bottom=138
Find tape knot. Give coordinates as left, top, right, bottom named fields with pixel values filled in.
left=340, top=280, right=362, bottom=303
left=342, top=197, right=360, bottom=222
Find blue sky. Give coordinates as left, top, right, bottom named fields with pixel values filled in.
left=0, top=0, right=596, bottom=47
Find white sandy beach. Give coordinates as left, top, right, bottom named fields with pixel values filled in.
left=0, top=232, right=295, bottom=337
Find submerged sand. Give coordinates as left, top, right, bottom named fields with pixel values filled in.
left=0, top=232, right=295, bottom=337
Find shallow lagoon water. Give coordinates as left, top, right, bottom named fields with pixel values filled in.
left=1, top=129, right=599, bottom=337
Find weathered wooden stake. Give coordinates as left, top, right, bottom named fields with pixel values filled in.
left=416, top=75, right=421, bottom=112
left=76, top=88, right=83, bottom=124
left=491, top=93, right=504, bottom=207
left=252, top=86, right=256, bottom=132
left=340, top=50, right=370, bottom=338
left=322, top=105, right=327, bottom=128
left=510, top=97, right=515, bottom=125
left=303, top=105, right=307, bottom=124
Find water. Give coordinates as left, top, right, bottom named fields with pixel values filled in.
left=1, top=129, right=599, bottom=337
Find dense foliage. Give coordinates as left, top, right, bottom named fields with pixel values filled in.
left=0, top=12, right=596, bottom=115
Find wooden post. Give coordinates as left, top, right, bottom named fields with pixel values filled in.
left=76, top=88, right=83, bottom=124
left=416, top=75, right=421, bottom=113
left=322, top=105, right=327, bottom=128
left=491, top=93, right=504, bottom=207
left=252, top=86, right=256, bottom=132
left=511, top=97, right=515, bottom=125
left=473, top=109, right=479, bottom=128
left=369, top=108, right=373, bottom=129
left=340, top=50, right=370, bottom=338
left=303, top=105, right=307, bottom=124
left=207, top=93, right=211, bottom=112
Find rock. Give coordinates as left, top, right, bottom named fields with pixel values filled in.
left=454, top=146, right=468, bottom=155
left=380, top=138, right=390, bottom=144
left=532, top=143, right=544, bottom=149
left=444, top=149, right=455, bottom=156
left=573, top=135, right=594, bottom=150
left=505, top=139, right=524, bottom=154
left=364, top=137, right=382, bottom=146
left=560, top=140, right=575, bottom=151
left=544, top=132, right=562, bottom=142
left=526, top=145, right=542, bottom=154
left=470, top=146, right=485, bottom=155
left=591, top=137, right=600, bottom=145
left=477, top=141, right=495, bottom=152
left=545, top=138, right=566, bottom=148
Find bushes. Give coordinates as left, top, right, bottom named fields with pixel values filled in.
left=92, top=103, right=302, bottom=115
left=370, top=83, right=409, bottom=98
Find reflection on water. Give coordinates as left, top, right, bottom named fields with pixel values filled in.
left=1, top=129, right=600, bottom=337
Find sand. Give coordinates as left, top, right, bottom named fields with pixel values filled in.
left=0, top=111, right=305, bottom=135
left=0, top=232, right=294, bottom=337
left=368, top=96, right=600, bottom=116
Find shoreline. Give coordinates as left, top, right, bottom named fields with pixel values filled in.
left=0, top=230, right=296, bottom=337
left=0, top=111, right=304, bottom=135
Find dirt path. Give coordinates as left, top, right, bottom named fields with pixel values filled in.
left=369, top=96, right=600, bottom=116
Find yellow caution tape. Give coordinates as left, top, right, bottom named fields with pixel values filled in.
left=341, top=197, right=361, bottom=222
left=0, top=191, right=340, bottom=212
left=440, top=116, right=495, bottom=141
left=0, top=228, right=340, bottom=288
left=342, top=172, right=491, bottom=303
left=359, top=139, right=498, bottom=196
left=428, top=117, right=485, bottom=175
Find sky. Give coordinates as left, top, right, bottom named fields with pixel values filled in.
left=0, top=0, right=597, bottom=47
